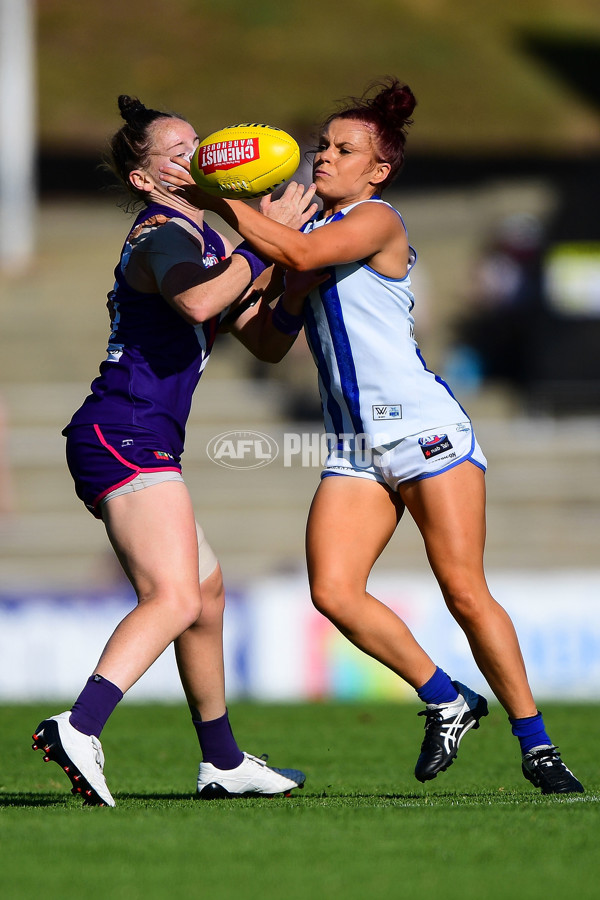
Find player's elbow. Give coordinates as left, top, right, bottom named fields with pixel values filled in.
left=278, top=238, right=317, bottom=273
left=293, top=258, right=316, bottom=273
left=176, top=304, right=208, bottom=325
left=187, top=302, right=214, bottom=325
left=251, top=344, right=289, bottom=364
left=264, top=347, right=290, bottom=363
left=279, top=255, right=309, bottom=273
left=171, top=291, right=215, bottom=325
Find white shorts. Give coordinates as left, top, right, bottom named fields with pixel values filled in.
left=100, top=470, right=218, bottom=582
left=321, top=421, right=487, bottom=491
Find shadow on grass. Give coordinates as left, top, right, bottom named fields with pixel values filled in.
left=0, top=792, right=74, bottom=808
left=3, top=789, right=596, bottom=809
left=0, top=790, right=428, bottom=807
left=0, top=791, right=200, bottom=809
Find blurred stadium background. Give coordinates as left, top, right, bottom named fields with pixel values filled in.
left=0, top=0, right=599, bottom=702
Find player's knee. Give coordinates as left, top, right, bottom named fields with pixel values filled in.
left=172, top=590, right=204, bottom=630
left=203, top=582, right=225, bottom=620
left=197, top=567, right=225, bottom=625
left=441, top=581, right=486, bottom=626
left=310, top=574, right=354, bottom=625
left=180, top=594, right=206, bottom=631
left=137, top=584, right=203, bottom=631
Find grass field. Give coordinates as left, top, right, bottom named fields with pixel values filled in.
left=2, top=701, right=599, bottom=899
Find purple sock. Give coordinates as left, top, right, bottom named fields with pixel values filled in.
left=417, top=667, right=459, bottom=705
left=510, top=712, right=552, bottom=754
left=69, top=674, right=123, bottom=737
left=193, top=710, right=244, bottom=770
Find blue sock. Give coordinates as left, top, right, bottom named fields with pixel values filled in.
left=509, top=712, right=552, bottom=754
left=192, top=709, right=244, bottom=770
left=70, top=674, right=123, bottom=737
left=417, top=667, right=459, bottom=705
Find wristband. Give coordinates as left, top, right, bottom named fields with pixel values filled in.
left=271, top=297, right=305, bottom=336
left=232, top=240, right=269, bottom=282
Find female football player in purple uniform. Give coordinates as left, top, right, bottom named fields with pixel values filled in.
left=32, top=95, right=318, bottom=805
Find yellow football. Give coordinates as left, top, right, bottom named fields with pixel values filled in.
left=190, top=124, right=300, bottom=199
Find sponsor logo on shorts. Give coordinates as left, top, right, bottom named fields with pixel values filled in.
left=418, top=434, right=454, bottom=459
left=121, top=439, right=134, bottom=447
left=372, top=404, right=402, bottom=421
left=153, top=450, right=174, bottom=460
left=207, top=431, right=279, bottom=469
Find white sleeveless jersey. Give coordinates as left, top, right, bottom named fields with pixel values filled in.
left=302, top=199, right=467, bottom=448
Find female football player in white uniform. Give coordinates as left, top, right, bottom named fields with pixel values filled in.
left=164, top=77, right=584, bottom=794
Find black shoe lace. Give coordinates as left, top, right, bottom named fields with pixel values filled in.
left=529, top=745, right=560, bottom=766
left=417, top=708, right=444, bottom=750
left=528, top=746, right=572, bottom=783
left=418, top=708, right=444, bottom=727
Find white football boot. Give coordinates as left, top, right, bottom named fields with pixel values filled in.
left=32, top=711, right=115, bottom=807
left=197, top=751, right=306, bottom=799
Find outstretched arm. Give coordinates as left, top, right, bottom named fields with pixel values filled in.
left=227, top=266, right=328, bottom=363
left=161, top=159, right=407, bottom=275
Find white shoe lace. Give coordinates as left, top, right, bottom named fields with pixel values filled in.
left=90, top=735, right=105, bottom=771
left=244, top=753, right=269, bottom=768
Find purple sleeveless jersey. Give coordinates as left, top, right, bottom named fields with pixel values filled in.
left=64, top=203, right=227, bottom=457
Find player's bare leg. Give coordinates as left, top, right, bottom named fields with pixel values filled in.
left=173, top=544, right=305, bottom=798
left=32, top=481, right=203, bottom=805
left=399, top=461, right=584, bottom=792
left=306, top=474, right=489, bottom=783
left=398, top=462, right=537, bottom=719
left=174, top=562, right=227, bottom=722
left=306, top=475, right=436, bottom=688
left=98, top=480, right=205, bottom=691
left=33, top=481, right=306, bottom=802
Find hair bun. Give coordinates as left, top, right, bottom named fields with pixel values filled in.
left=371, top=79, right=416, bottom=127
left=118, top=95, right=147, bottom=123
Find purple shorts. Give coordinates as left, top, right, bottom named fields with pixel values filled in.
left=64, top=423, right=182, bottom=518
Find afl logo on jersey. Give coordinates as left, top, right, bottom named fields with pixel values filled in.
left=418, top=434, right=453, bottom=459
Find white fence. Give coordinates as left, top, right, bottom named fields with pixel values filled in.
left=1, top=570, right=599, bottom=703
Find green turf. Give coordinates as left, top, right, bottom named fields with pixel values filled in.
left=2, top=702, right=599, bottom=899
